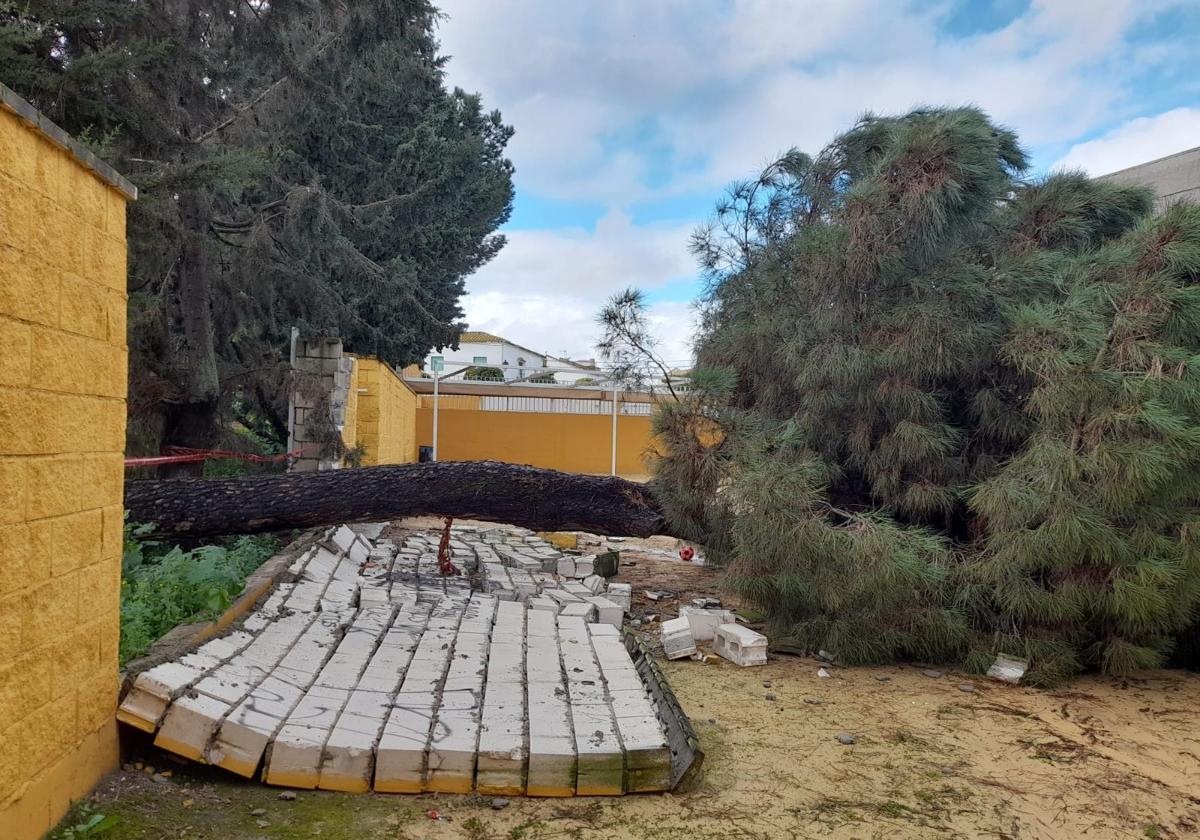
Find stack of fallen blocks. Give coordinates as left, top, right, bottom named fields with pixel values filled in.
left=662, top=604, right=768, bottom=666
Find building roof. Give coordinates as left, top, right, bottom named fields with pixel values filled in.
left=457, top=331, right=506, bottom=343
left=1099, top=145, right=1200, bottom=207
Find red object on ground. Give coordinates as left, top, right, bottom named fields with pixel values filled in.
left=436, top=515, right=461, bottom=576
left=123, top=446, right=315, bottom=468
left=679, top=545, right=695, bottom=562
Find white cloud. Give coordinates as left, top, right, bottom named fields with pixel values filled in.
left=438, top=0, right=1187, bottom=200
left=1053, top=108, right=1200, bottom=175
left=459, top=210, right=699, bottom=362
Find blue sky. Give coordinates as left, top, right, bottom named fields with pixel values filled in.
left=437, top=0, right=1200, bottom=364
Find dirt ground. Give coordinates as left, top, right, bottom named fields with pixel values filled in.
left=70, top=526, right=1200, bottom=840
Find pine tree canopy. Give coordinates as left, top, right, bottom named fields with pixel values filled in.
left=0, top=1, right=513, bottom=457
left=660, top=106, right=1200, bottom=683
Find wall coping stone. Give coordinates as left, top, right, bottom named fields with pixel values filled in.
left=1, top=81, right=138, bottom=200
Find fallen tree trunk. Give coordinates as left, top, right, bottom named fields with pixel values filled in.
left=124, top=460, right=674, bottom=540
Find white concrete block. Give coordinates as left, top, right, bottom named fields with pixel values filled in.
left=319, top=690, right=391, bottom=792
left=680, top=606, right=736, bottom=642
left=661, top=616, right=697, bottom=660
left=374, top=698, right=436, bottom=793
left=714, top=623, right=768, bottom=666
left=586, top=596, right=623, bottom=628
left=571, top=703, right=624, bottom=796
left=154, top=692, right=231, bottom=763
left=582, top=574, right=606, bottom=595
left=605, top=582, right=632, bottom=612
left=560, top=601, right=597, bottom=622
left=118, top=661, right=207, bottom=733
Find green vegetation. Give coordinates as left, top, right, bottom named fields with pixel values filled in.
left=653, top=106, right=1200, bottom=684
left=120, top=520, right=279, bottom=664
left=1, top=1, right=513, bottom=461
left=465, top=365, right=506, bottom=382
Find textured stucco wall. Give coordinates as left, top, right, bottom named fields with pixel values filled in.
left=415, top=407, right=654, bottom=479
left=0, top=92, right=131, bottom=839
left=355, top=358, right=418, bottom=465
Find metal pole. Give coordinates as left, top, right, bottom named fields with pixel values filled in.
left=432, top=370, right=440, bottom=462
left=611, top=384, right=619, bottom=476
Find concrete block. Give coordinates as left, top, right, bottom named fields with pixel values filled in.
left=560, top=601, right=597, bottom=623
left=117, top=660, right=207, bottom=733
left=154, top=692, right=230, bottom=762
left=605, top=582, right=632, bottom=612
left=528, top=596, right=559, bottom=613
left=555, top=556, right=576, bottom=578
left=571, top=703, right=624, bottom=796
left=586, top=596, right=623, bottom=628
left=714, top=623, right=768, bottom=666
left=264, top=685, right=349, bottom=788
left=661, top=617, right=697, bottom=660
left=374, top=698, right=436, bottom=793
left=572, top=558, right=594, bottom=578
left=581, top=574, right=606, bottom=595
left=319, top=690, right=391, bottom=792
left=679, top=606, right=736, bottom=642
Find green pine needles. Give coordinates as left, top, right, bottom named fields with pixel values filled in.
left=658, top=106, right=1200, bottom=684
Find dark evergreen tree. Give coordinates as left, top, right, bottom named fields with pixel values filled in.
left=660, top=107, right=1200, bottom=681
left=1, top=1, right=513, bottom=461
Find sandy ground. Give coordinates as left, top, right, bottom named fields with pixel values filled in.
left=76, top=526, right=1200, bottom=840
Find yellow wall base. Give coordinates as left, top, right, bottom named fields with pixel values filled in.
left=0, top=719, right=119, bottom=840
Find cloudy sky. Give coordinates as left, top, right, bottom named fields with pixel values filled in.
left=435, top=0, right=1200, bottom=366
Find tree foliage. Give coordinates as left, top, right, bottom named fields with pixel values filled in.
left=1, top=0, right=513, bottom=460
left=659, top=106, right=1200, bottom=683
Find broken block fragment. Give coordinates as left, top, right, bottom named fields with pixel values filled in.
left=679, top=606, right=736, bottom=642
left=660, top=617, right=697, bottom=660
left=714, top=623, right=768, bottom=666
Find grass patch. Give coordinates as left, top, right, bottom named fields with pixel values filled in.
left=120, top=519, right=279, bottom=664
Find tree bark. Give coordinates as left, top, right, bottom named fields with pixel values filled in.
left=125, top=460, right=676, bottom=540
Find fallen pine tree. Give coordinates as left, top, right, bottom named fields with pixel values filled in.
left=124, top=460, right=673, bottom=540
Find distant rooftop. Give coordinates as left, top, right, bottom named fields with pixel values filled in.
left=457, top=331, right=506, bottom=343
left=1099, top=145, right=1200, bottom=208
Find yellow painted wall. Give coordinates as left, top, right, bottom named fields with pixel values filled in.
left=354, top=357, right=418, bottom=465
left=0, top=100, right=130, bottom=838
left=415, top=408, right=654, bottom=478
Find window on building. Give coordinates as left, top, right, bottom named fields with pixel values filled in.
left=473, top=355, right=488, bottom=364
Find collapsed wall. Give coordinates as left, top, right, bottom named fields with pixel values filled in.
left=118, top=525, right=701, bottom=795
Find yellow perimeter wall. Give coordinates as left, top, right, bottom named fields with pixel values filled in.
left=354, top=357, right=418, bottom=465
left=415, top=406, right=655, bottom=478
left=0, top=98, right=131, bottom=837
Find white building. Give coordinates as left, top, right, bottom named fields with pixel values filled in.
left=424, top=332, right=601, bottom=385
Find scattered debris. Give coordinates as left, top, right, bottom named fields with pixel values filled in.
left=763, top=681, right=772, bottom=688
left=250, top=808, right=267, bottom=817
left=817, top=667, right=831, bottom=678
left=922, top=669, right=944, bottom=678
left=714, top=624, right=768, bottom=667
left=804, top=698, right=823, bottom=705
left=764, top=693, right=777, bottom=701
left=875, top=675, right=891, bottom=682
left=278, top=791, right=297, bottom=801
left=987, top=654, right=1029, bottom=684
left=959, top=683, right=976, bottom=693
left=645, top=590, right=674, bottom=601
left=491, top=798, right=511, bottom=810
left=835, top=733, right=857, bottom=745
left=680, top=605, right=736, bottom=641
left=817, top=650, right=837, bottom=662
left=662, top=616, right=698, bottom=660
left=691, top=596, right=722, bottom=609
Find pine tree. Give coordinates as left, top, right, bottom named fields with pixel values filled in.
left=663, top=107, right=1200, bottom=681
